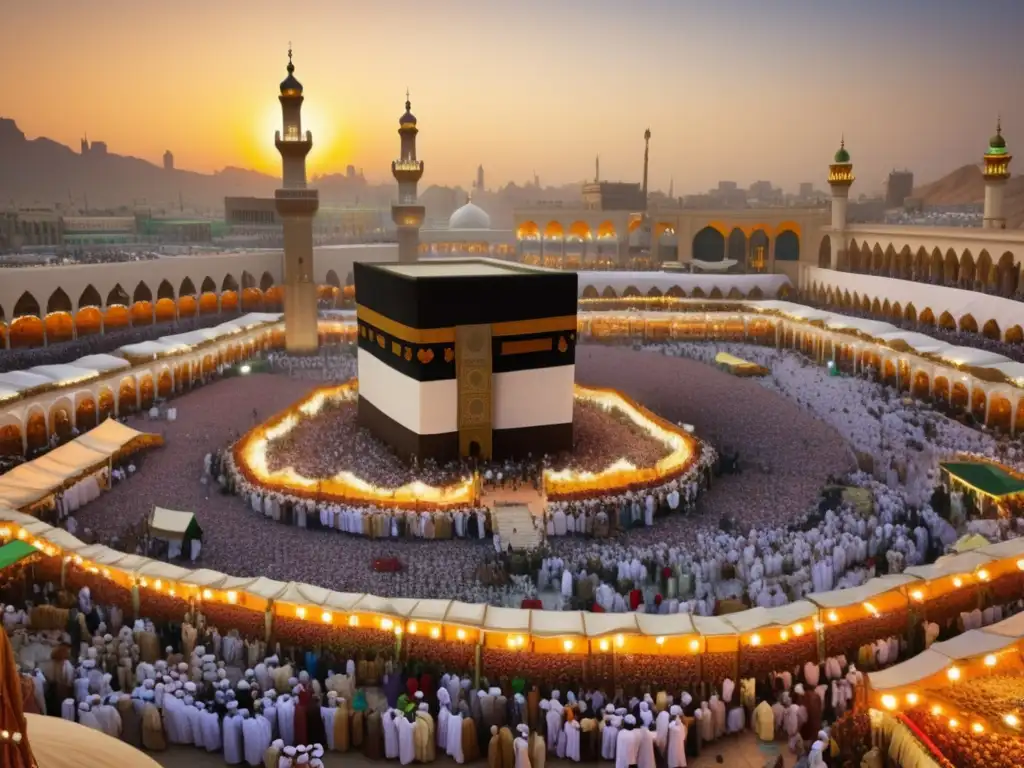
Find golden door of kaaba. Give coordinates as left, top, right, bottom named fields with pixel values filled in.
left=455, top=324, right=493, bottom=460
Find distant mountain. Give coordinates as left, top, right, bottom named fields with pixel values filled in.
left=0, top=117, right=582, bottom=222
left=913, top=163, right=1024, bottom=227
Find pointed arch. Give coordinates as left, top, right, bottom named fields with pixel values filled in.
left=665, top=285, right=686, bottom=298
left=241, top=270, right=256, bottom=289
left=882, top=299, right=891, bottom=316
left=883, top=245, right=897, bottom=276
left=600, top=286, right=617, bottom=298
left=891, top=302, right=902, bottom=319
left=708, top=286, right=724, bottom=299
left=982, top=319, right=1001, bottom=340
left=544, top=221, right=564, bottom=240
left=156, top=279, right=175, bottom=301
left=871, top=244, right=884, bottom=273
left=596, top=220, right=616, bottom=239
left=259, top=271, right=275, bottom=291
left=818, top=235, right=832, bottom=268
left=919, top=307, right=935, bottom=326
left=904, top=303, right=917, bottom=324
left=727, top=286, right=744, bottom=299
left=848, top=239, right=861, bottom=272
left=132, top=281, right=153, bottom=303
left=221, top=274, right=239, bottom=292
left=107, top=283, right=129, bottom=306
left=78, top=285, right=102, bottom=309
left=647, top=286, right=663, bottom=298
left=692, top=226, right=725, bottom=262
left=622, top=285, right=641, bottom=298
left=898, top=245, right=912, bottom=279
left=958, top=314, right=978, bottom=333
left=775, top=230, right=800, bottom=261
left=997, top=251, right=1018, bottom=296
left=943, top=249, right=959, bottom=284
left=913, top=247, right=928, bottom=280
left=200, top=276, right=217, bottom=294
left=930, top=248, right=943, bottom=282
left=567, top=221, right=591, bottom=240
left=938, top=311, right=956, bottom=330
left=180, top=277, right=197, bottom=297
left=871, top=298, right=882, bottom=315
left=747, top=285, right=764, bottom=299
left=325, top=270, right=341, bottom=288
left=13, top=291, right=40, bottom=318
left=976, top=250, right=993, bottom=287
left=581, top=285, right=599, bottom=299
left=727, top=228, right=746, bottom=263
left=1005, top=325, right=1023, bottom=344
left=959, top=249, right=975, bottom=286
left=46, top=287, right=72, bottom=314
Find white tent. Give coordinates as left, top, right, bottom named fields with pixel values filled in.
left=148, top=506, right=203, bottom=560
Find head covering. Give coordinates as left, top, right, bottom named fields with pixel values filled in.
left=670, top=705, right=682, bottom=716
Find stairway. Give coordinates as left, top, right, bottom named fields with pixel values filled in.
left=492, top=504, right=544, bottom=551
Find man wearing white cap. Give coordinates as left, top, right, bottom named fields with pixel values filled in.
left=279, top=744, right=297, bottom=768
left=309, top=743, right=325, bottom=768
left=277, top=693, right=296, bottom=746
left=666, top=706, right=686, bottom=768
left=615, top=715, right=639, bottom=768
left=513, top=724, right=531, bottom=768
left=244, top=702, right=271, bottom=766
left=414, top=701, right=436, bottom=762
left=78, top=701, right=103, bottom=732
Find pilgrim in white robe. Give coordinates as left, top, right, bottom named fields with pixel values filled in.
left=446, top=713, right=464, bottom=763
left=223, top=713, right=244, bottom=765
left=201, top=709, right=222, bottom=752
left=637, top=728, right=656, bottom=768
left=277, top=696, right=296, bottom=746
left=243, top=714, right=270, bottom=766
left=666, top=720, right=686, bottom=768
left=615, top=728, right=639, bottom=768
left=564, top=721, right=581, bottom=762
left=384, top=709, right=400, bottom=759
left=398, top=714, right=416, bottom=765
left=514, top=735, right=531, bottom=768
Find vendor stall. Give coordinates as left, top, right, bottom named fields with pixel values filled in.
left=148, top=506, right=203, bottom=561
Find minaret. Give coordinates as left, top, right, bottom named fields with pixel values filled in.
left=274, top=46, right=320, bottom=354
left=391, top=90, right=425, bottom=264
left=827, top=136, right=855, bottom=270
left=595, top=155, right=600, bottom=183
left=642, top=128, right=652, bottom=203
left=982, top=118, right=1011, bottom=229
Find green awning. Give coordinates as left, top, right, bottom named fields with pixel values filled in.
left=941, top=462, right=1024, bottom=499
left=0, top=540, right=38, bottom=569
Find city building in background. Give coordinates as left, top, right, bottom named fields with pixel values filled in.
left=885, top=169, right=914, bottom=208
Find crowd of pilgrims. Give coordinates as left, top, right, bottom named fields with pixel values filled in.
left=0, top=579, right=904, bottom=768
left=0, top=248, right=160, bottom=266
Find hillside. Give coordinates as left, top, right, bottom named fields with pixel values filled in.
left=914, top=163, right=1024, bottom=227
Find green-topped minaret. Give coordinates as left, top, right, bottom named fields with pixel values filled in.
left=826, top=136, right=854, bottom=270
left=983, top=118, right=1011, bottom=229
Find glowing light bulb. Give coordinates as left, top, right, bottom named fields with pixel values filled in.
left=139, top=577, right=148, bottom=588
left=154, top=579, right=162, bottom=590
left=615, top=634, right=624, bottom=648
left=348, top=616, right=359, bottom=627
left=563, top=639, right=574, bottom=652
left=689, top=640, right=700, bottom=652
left=169, top=588, right=176, bottom=597
left=984, top=654, right=997, bottom=667
left=1005, top=714, right=1019, bottom=727
left=971, top=723, right=984, bottom=734
left=978, top=569, right=990, bottom=582
left=793, top=624, right=804, bottom=636
left=780, top=630, right=789, bottom=641
left=394, top=625, right=403, bottom=636
left=881, top=695, right=897, bottom=711
left=953, top=577, right=963, bottom=588
left=430, top=627, right=440, bottom=639
left=911, top=590, right=924, bottom=602
left=906, top=693, right=919, bottom=706
left=1017, top=559, right=1024, bottom=571
left=202, top=589, right=213, bottom=600
left=381, top=618, right=393, bottom=631
left=456, top=629, right=466, bottom=641
left=948, top=718, right=958, bottom=729
left=599, top=639, right=609, bottom=652
left=227, top=591, right=238, bottom=604
left=655, top=636, right=665, bottom=645
left=296, top=607, right=306, bottom=620
left=828, top=611, right=838, bottom=623
left=947, top=666, right=961, bottom=682
left=507, top=637, right=517, bottom=649
left=321, top=611, right=332, bottom=624
left=931, top=705, right=942, bottom=716
left=750, top=634, right=761, bottom=647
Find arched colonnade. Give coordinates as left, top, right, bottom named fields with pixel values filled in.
left=0, top=325, right=284, bottom=457
left=804, top=281, right=1024, bottom=346
left=577, top=311, right=1024, bottom=436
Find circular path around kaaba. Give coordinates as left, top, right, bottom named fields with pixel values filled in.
left=71, top=345, right=854, bottom=599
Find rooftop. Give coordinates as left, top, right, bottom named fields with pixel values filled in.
left=379, top=258, right=553, bottom=280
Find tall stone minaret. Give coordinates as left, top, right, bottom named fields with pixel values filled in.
left=391, top=90, right=425, bottom=264
left=827, top=137, right=855, bottom=270
left=983, top=118, right=1011, bottom=229
left=274, top=47, right=319, bottom=354
left=642, top=128, right=652, bottom=203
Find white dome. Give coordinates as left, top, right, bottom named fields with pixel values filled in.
left=448, top=201, right=491, bottom=230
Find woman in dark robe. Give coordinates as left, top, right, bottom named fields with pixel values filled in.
left=306, top=692, right=327, bottom=746
left=364, top=708, right=383, bottom=759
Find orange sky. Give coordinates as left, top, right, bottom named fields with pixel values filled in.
left=3, top=0, right=1023, bottom=193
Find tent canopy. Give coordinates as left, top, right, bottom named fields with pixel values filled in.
left=941, top=461, right=1024, bottom=499
left=149, top=507, right=202, bottom=543
left=0, top=421, right=161, bottom=509
left=0, top=539, right=38, bottom=569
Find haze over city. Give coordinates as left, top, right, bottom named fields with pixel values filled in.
left=3, top=0, right=1023, bottom=194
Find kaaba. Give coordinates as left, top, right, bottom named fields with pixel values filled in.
left=354, top=259, right=578, bottom=462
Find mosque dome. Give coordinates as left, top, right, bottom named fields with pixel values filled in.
left=988, top=120, right=1007, bottom=154
left=400, top=98, right=417, bottom=126
left=280, top=50, right=303, bottom=96
left=833, top=138, right=850, bottom=164
left=448, top=200, right=491, bottom=230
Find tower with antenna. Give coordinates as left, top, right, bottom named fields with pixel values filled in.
left=391, top=89, right=425, bottom=264
left=274, top=45, right=320, bottom=354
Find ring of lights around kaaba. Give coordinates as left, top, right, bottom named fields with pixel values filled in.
left=232, top=379, right=702, bottom=509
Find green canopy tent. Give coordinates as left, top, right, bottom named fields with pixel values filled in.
left=941, top=462, right=1024, bottom=500
left=0, top=540, right=39, bottom=570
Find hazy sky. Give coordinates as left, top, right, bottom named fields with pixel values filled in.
left=3, top=0, right=1023, bottom=194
